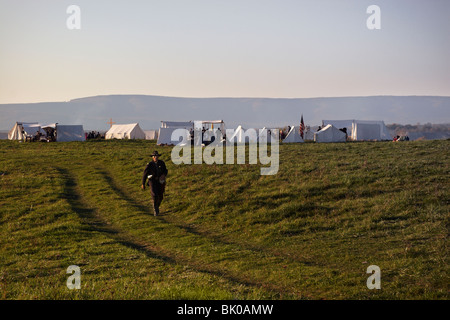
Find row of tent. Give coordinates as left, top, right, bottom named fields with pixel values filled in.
left=282, top=119, right=391, bottom=143
left=7, top=119, right=391, bottom=143
left=155, top=119, right=391, bottom=145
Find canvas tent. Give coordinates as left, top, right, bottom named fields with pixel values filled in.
left=105, top=123, right=146, bottom=140
left=54, top=125, right=85, bottom=142
left=322, top=120, right=391, bottom=141
left=314, top=124, right=347, bottom=143
left=351, top=121, right=390, bottom=141
left=283, top=126, right=304, bottom=143
left=157, top=121, right=193, bottom=145
left=8, top=122, right=42, bottom=140
left=157, top=127, right=191, bottom=145
left=144, top=130, right=158, bottom=140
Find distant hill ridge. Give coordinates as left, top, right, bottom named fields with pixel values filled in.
left=1, top=95, right=449, bottom=132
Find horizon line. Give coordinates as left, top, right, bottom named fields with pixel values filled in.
left=1, top=93, right=450, bottom=105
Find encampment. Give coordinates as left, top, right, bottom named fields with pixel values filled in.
left=105, top=123, right=146, bottom=140
left=314, top=124, right=347, bottom=143
left=282, top=126, right=304, bottom=143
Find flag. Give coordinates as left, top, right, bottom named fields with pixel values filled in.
left=300, top=114, right=305, bottom=139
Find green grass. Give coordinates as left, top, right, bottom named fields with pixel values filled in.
left=0, top=139, right=448, bottom=299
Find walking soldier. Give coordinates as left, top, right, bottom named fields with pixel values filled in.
left=141, top=151, right=168, bottom=216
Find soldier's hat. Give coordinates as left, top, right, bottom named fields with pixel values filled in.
left=151, top=151, right=162, bottom=157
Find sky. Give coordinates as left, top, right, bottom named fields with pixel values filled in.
left=0, top=0, right=449, bottom=104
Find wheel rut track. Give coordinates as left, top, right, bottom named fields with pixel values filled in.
left=56, top=165, right=309, bottom=298
left=97, top=167, right=320, bottom=268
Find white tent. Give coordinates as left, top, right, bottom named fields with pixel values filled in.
left=351, top=121, right=391, bottom=141
left=144, top=130, right=158, bottom=140
left=105, top=123, right=146, bottom=140
left=157, top=127, right=191, bottom=145
left=55, top=125, right=85, bottom=142
left=8, top=122, right=41, bottom=140
left=157, top=121, right=193, bottom=145
left=283, top=126, right=304, bottom=143
left=323, top=119, right=391, bottom=141
left=314, top=124, right=347, bottom=143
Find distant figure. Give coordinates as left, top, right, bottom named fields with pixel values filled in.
left=141, top=151, right=168, bottom=216
left=279, top=129, right=285, bottom=141
left=34, top=130, right=42, bottom=141
left=339, top=128, right=348, bottom=140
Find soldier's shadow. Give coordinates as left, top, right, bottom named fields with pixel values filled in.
left=156, top=210, right=172, bottom=216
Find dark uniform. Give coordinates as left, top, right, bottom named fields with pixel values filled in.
left=142, top=153, right=168, bottom=216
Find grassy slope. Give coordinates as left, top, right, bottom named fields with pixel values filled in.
left=0, top=139, right=448, bottom=299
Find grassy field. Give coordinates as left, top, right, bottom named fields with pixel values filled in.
left=0, top=139, right=448, bottom=300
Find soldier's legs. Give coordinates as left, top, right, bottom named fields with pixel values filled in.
left=150, top=193, right=163, bottom=216
left=150, top=183, right=164, bottom=216
left=153, top=200, right=159, bottom=216
left=150, top=189, right=158, bottom=216
left=154, top=193, right=164, bottom=215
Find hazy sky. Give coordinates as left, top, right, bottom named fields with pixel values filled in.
left=0, top=0, right=449, bottom=103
